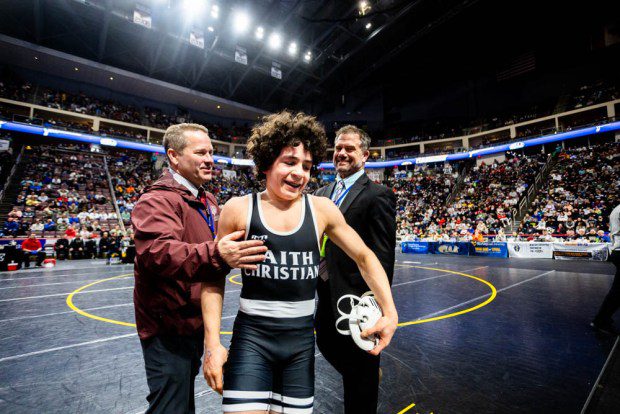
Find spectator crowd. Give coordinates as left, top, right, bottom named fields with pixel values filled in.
left=519, top=143, right=619, bottom=243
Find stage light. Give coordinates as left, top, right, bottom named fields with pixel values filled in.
left=365, top=22, right=372, bottom=29
left=303, top=51, right=312, bottom=62
left=211, top=4, right=219, bottom=19
left=74, top=67, right=79, bottom=71
left=255, top=26, right=264, bottom=40
left=268, top=32, right=282, bottom=50
left=182, top=0, right=206, bottom=14
left=359, top=1, right=371, bottom=16
left=288, top=42, right=298, bottom=56
left=232, top=11, right=251, bottom=34
left=207, top=26, right=214, bottom=32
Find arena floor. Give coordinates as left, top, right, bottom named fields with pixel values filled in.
left=0, top=253, right=617, bottom=414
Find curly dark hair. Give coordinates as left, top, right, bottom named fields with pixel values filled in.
left=247, top=110, right=327, bottom=179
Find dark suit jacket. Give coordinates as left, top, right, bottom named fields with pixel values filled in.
left=315, top=173, right=396, bottom=318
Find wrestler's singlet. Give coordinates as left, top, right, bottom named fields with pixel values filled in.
left=239, top=192, right=321, bottom=326
left=222, top=192, right=320, bottom=414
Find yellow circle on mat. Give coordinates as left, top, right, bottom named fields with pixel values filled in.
left=65, top=273, right=241, bottom=335
left=66, top=266, right=496, bottom=333
left=229, top=274, right=242, bottom=285
left=396, top=265, right=497, bottom=327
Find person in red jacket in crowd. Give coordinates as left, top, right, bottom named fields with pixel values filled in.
left=65, top=225, right=77, bottom=238
left=21, top=233, right=46, bottom=268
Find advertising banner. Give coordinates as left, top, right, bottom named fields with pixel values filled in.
left=507, top=242, right=553, bottom=259
left=470, top=242, right=508, bottom=258
left=401, top=241, right=429, bottom=254
left=235, top=45, right=248, bottom=64
left=190, top=29, right=205, bottom=49
left=271, top=61, right=282, bottom=79
left=552, top=243, right=609, bottom=261
left=133, top=4, right=152, bottom=29
left=429, top=242, right=470, bottom=256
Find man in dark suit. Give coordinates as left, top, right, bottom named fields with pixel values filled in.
left=315, top=125, right=397, bottom=414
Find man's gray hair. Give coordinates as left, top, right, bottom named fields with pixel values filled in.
left=334, top=124, right=371, bottom=151
left=163, top=123, right=209, bottom=158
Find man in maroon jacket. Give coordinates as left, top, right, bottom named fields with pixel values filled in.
left=132, top=123, right=267, bottom=414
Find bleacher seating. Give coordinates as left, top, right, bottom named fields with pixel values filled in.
left=519, top=142, right=620, bottom=241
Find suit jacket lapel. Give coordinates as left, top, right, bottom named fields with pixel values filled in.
left=316, top=181, right=336, bottom=198
left=338, top=174, right=368, bottom=215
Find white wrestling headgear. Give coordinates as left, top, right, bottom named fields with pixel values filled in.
left=335, top=292, right=382, bottom=351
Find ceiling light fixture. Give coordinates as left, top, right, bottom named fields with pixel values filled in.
left=232, top=11, right=251, bottom=34
left=255, top=26, right=264, bottom=40
left=288, top=42, right=298, bottom=56
left=268, top=32, right=282, bottom=50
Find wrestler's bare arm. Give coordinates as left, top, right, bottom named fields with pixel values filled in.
left=312, top=195, right=398, bottom=355
left=201, top=196, right=250, bottom=394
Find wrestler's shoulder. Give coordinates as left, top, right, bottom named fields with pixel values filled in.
left=307, top=194, right=331, bottom=208
left=222, top=194, right=252, bottom=213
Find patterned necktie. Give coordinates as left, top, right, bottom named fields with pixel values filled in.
left=198, top=188, right=209, bottom=210
left=332, top=180, right=346, bottom=204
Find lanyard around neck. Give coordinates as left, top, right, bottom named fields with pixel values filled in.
left=197, top=198, right=216, bottom=237
left=332, top=183, right=353, bottom=207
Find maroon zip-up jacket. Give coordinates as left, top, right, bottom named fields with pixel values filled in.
left=132, top=170, right=230, bottom=340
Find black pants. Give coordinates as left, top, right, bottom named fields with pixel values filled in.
left=140, top=334, right=204, bottom=414
left=594, top=250, right=620, bottom=324
left=22, top=251, right=46, bottom=267
left=85, top=241, right=97, bottom=259
left=316, top=280, right=381, bottom=414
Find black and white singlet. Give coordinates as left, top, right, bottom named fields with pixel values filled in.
left=239, top=192, right=321, bottom=323
left=222, top=192, right=321, bottom=413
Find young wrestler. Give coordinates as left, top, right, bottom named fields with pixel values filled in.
left=202, top=111, right=398, bottom=413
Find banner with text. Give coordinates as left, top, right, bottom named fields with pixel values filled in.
left=133, top=4, right=152, bottom=29
left=190, top=29, right=205, bottom=49
left=401, top=241, right=430, bottom=254
left=235, top=46, right=248, bottom=65
left=552, top=243, right=609, bottom=261
left=470, top=242, right=508, bottom=258
left=429, top=242, right=470, bottom=256
left=507, top=242, right=553, bottom=259
left=271, top=61, right=282, bottom=79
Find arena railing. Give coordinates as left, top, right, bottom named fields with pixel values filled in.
left=516, top=152, right=555, bottom=220
left=103, top=156, right=126, bottom=233
left=0, top=145, right=23, bottom=203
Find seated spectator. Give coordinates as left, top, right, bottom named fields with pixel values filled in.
left=8, top=207, right=22, bottom=219
left=85, top=235, right=98, bottom=259
left=472, top=229, right=485, bottom=242
left=3, top=217, right=20, bottom=237
left=597, top=230, right=611, bottom=243
left=30, top=219, right=44, bottom=232
left=43, top=219, right=57, bottom=232
left=98, top=231, right=113, bottom=258
left=65, top=226, right=77, bottom=238
left=22, top=207, right=35, bottom=219
left=69, top=236, right=85, bottom=260
left=20, top=233, right=46, bottom=268
left=121, top=232, right=136, bottom=264
left=54, top=235, right=70, bottom=260
left=495, top=228, right=507, bottom=241
left=79, top=226, right=91, bottom=240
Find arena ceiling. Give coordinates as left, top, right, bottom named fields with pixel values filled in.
left=0, top=0, right=486, bottom=112
left=0, top=0, right=617, bottom=116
